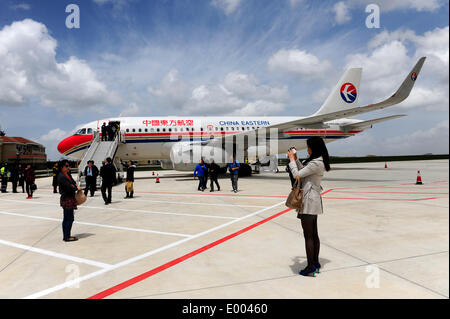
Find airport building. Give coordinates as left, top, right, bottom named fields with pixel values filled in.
left=0, top=136, right=47, bottom=166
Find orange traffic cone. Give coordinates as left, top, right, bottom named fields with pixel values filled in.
left=385, top=162, right=388, bottom=169
left=416, top=171, right=423, bottom=185
left=156, top=174, right=160, bottom=184
left=152, top=171, right=155, bottom=176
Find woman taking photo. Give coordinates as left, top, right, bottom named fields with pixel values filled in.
left=58, top=160, right=82, bottom=242
left=287, top=136, right=330, bottom=277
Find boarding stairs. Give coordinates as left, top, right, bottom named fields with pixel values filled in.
left=78, top=131, right=124, bottom=187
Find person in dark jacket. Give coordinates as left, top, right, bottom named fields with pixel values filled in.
left=10, top=164, right=19, bottom=193
left=58, top=159, right=81, bottom=242
left=84, top=160, right=99, bottom=197
left=107, top=122, right=116, bottom=141
left=193, top=159, right=207, bottom=191
left=100, top=157, right=117, bottom=205
left=101, top=122, right=108, bottom=141
left=24, top=164, right=35, bottom=199
left=18, top=164, right=25, bottom=193
left=52, top=162, right=59, bottom=193
left=125, top=160, right=136, bottom=199
left=208, top=160, right=221, bottom=192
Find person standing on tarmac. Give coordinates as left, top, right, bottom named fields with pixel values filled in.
left=18, top=164, right=25, bottom=193
left=287, top=136, right=330, bottom=277
left=58, top=159, right=82, bottom=242
left=100, top=157, right=117, bottom=205
left=125, top=160, right=135, bottom=199
left=52, top=162, right=59, bottom=193
left=10, top=164, right=19, bottom=193
left=208, top=160, right=221, bottom=192
left=24, top=164, right=35, bottom=199
left=84, top=160, right=99, bottom=197
left=194, top=159, right=207, bottom=191
left=228, top=155, right=240, bottom=193
left=0, top=163, right=8, bottom=193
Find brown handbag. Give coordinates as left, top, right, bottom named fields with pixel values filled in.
left=285, top=176, right=303, bottom=210
left=75, top=189, right=87, bottom=206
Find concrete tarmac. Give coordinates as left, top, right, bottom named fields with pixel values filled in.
left=0, top=160, right=448, bottom=299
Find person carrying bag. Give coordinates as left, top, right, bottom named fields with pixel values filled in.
left=285, top=176, right=303, bottom=211
left=286, top=138, right=330, bottom=277
left=58, top=160, right=83, bottom=242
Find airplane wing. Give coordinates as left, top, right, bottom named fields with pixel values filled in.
left=341, top=114, right=406, bottom=132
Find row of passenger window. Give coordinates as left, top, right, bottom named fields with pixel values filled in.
left=125, top=126, right=262, bottom=133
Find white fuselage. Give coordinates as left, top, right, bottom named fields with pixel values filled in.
left=60, top=116, right=363, bottom=162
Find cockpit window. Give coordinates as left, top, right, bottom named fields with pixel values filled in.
left=75, top=128, right=87, bottom=135
left=87, top=128, right=93, bottom=134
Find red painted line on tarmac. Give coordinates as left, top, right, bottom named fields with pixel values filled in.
left=322, top=197, right=437, bottom=201
left=359, top=186, right=448, bottom=190
left=87, top=207, right=293, bottom=299
left=331, top=190, right=448, bottom=195
left=320, top=188, right=336, bottom=195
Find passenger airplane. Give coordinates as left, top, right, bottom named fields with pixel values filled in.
left=57, top=57, right=426, bottom=174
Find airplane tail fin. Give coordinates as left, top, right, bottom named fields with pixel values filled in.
left=314, top=68, right=362, bottom=116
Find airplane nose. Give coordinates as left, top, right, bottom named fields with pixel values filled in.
left=58, top=137, right=71, bottom=155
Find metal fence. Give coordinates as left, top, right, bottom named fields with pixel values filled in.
left=35, top=168, right=78, bottom=179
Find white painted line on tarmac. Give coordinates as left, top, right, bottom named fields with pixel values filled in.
left=0, top=239, right=112, bottom=269
left=22, top=193, right=268, bottom=209
left=0, top=211, right=192, bottom=238
left=24, top=200, right=285, bottom=299
left=0, top=198, right=239, bottom=220
left=104, top=198, right=268, bottom=209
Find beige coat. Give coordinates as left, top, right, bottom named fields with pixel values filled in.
left=288, top=156, right=325, bottom=216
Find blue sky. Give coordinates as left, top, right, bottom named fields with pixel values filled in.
left=0, top=0, right=448, bottom=159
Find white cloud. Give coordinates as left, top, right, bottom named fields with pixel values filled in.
left=345, top=26, right=449, bottom=112
left=346, top=40, right=411, bottom=95
left=119, top=102, right=141, bottom=117
left=289, top=0, right=304, bottom=7
left=40, top=128, right=69, bottom=142
left=384, top=120, right=449, bottom=155
left=268, top=49, right=332, bottom=80
left=348, top=0, right=444, bottom=12
left=148, top=69, right=190, bottom=108
left=328, top=120, right=449, bottom=156
left=147, top=70, right=289, bottom=116
left=92, top=0, right=131, bottom=7
left=0, top=19, right=122, bottom=111
left=39, top=128, right=70, bottom=160
left=368, top=0, right=443, bottom=12
left=223, top=71, right=289, bottom=102
left=333, top=1, right=352, bottom=25
left=231, top=100, right=286, bottom=116
left=10, top=3, right=31, bottom=10
left=402, top=86, right=449, bottom=112
left=211, top=0, right=243, bottom=15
